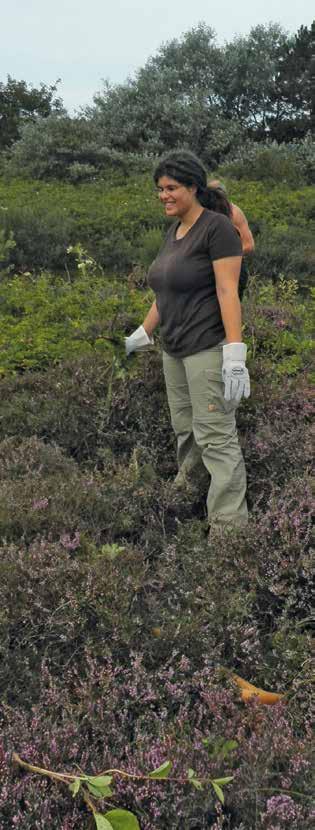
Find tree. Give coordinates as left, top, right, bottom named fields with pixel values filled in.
left=0, top=76, right=64, bottom=149
left=269, top=20, right=315, bottom=140
left=89, top=21, right=313, bottom=157
left=212, top=21, right=314, bottom=141
left=88, top=24, right=229, bottom=158
left=212, top=24, right=288, bottom=135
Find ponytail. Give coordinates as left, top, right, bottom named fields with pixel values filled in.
left=198, top=186, right=232, bottom=218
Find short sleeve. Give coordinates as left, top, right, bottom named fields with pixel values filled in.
left=207, top=214, right=242, bottom=261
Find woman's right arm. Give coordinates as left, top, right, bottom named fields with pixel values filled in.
left=125, top=301, right=160, bottom=356
left=143, top=301, right=160, bottom=336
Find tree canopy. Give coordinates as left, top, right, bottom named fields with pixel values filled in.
left=0, top=76, right=64, bottom=149
left=1, top=20, right=314, bottom=178
left=89, top=21, right=314, bottom=157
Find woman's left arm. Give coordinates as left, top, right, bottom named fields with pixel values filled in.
left=213, top=256, right=242, bottom=343
left=213, top=256, right=250, bottom=401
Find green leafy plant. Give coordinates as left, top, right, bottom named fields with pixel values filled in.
left=13, top=753, right=234, bottom=827
left=243, top=276, right=313, bottom=379
left=0, top=228, right=15, bottom=271
left=0, top=254, right=151, bottom=375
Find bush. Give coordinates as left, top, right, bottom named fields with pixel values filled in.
left=0, top=435, right=121, bottom=546
left=0, top=204, right=76, bottom=272
left=0, top=258, right=156, bottom=373
left=0, top=175, right=165, bottom=273
left=250, top=225, right=315, bottom=288
left=1, top=661, right=313, bottom=828
left=220, top=135, right=315, bottom=185
left=0, top=228, right=15, bottom=271
left=243, top=276, right=314, bottom=378
left=2, top=114, right=154, bottom=182
left=135, top=226, right=164, bottom=269
left=0, top=479, right=313, bottom=827
left=0, top=172, right=314, bottom=277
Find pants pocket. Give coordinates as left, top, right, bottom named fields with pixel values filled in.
left=205, top=369, right=237, bottom=416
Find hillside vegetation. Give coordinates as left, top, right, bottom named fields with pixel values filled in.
left=0, top=17, right=314, bottom=829
left=0, top=170, right=313, bottom=829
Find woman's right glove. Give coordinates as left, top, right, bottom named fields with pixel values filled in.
left=222, top=342, right=250, bottom=402
left=125, top=325, right=154, bottom=356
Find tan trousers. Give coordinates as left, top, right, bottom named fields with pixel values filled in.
left=163, top=344, right=248, bottom=527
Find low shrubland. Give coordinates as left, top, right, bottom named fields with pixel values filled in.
left=0, top=175, right=165, bottom=273
left=0, top=25, right=313, bottom=822
left=0, top=249, right=313, bottom=827
left=0, top=173, right=314, bottom=285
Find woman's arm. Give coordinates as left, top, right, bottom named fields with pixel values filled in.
left=125, top=301, right=160, bottom=356
left=143, top=301, right=160, bottom=337
left=213, top=256, right=243, bottom=342
left=213, top=255, right=250, bottom=401
left=231, top=205, right=255, bottom=254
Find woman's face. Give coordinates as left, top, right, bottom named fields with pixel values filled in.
left=157, top=175, right=197, bottom=219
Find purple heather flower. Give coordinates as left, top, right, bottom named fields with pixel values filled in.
left=60, top=531, right=81, bottom=550
left=32, top=497, right=49, bottom=510
left=264, top=794, right=302, bottom=823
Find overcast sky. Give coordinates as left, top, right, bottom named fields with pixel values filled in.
left=2, top=0, right=314, bottom=112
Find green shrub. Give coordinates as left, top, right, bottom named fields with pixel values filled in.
left=3, top=114, right=154, bottom=181
left=220, top=135, right=315, bottom=185
left=0, top=257, right=155, bottom=374
left=0, top=228, right=15, bottom=271
left=0, top=174, right=314, bottom=277
left=0, top=203, right=76, bottom=271
left=135, top=225, right=164, bottom=269
left=251, top=225, right=314, bottom=287
left=226, top=182, right=314, bottom=232
left=216, top=181, right=315, bottom=285
left=243, top=276, right=314, bottom=378
left=0, top=175, right=165, bottom=272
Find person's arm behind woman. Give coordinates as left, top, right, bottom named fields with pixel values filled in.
left=230, top=205, right=255, bottom=254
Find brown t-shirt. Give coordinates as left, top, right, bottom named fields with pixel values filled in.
left=147, top=208, right=242, bottom=358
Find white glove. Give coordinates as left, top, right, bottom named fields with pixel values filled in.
left=125, top=325, right=154, bottom=356
left=222, top=342, right=250, bottom=402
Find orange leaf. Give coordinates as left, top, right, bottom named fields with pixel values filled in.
left=232, top=674, right=285, bottom=705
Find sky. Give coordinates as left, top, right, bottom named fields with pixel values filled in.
left=2, top=0, right=314, bottom=113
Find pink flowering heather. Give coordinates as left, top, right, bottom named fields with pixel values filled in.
left=262, top=794, right=303, bottom=826
left=32, top=497, right=49, bottom=510
left=60, top=531, right=81, bottom=550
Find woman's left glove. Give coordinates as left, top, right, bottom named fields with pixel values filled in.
left=222, top=342, right=250, bottom=402
left=125, top=325, right=154, bottom=356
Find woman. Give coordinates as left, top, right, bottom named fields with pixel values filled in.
left=125, top=151, right=250, bottom=533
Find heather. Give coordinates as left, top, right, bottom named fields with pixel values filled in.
left=0, top=197, right=313, bottom=827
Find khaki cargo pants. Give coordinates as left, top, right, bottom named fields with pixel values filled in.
left=163, top=344, right=248, bottom=527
